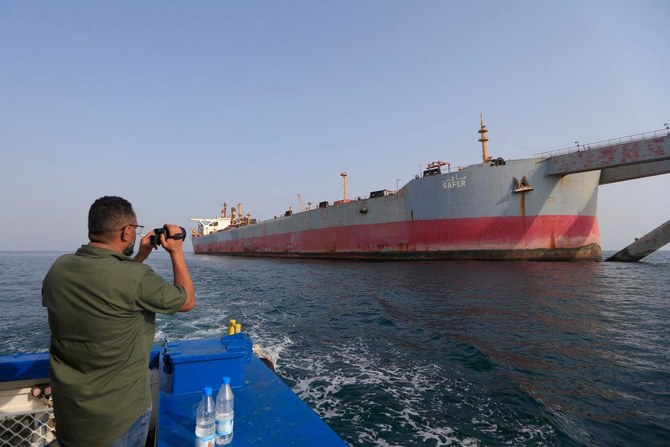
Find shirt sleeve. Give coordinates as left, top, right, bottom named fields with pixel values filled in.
left=135, top=268, right=187, bottom=314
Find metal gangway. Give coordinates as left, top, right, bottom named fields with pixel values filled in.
left=541, top=127, right=670, bottom=182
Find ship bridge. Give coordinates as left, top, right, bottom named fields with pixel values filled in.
left=539, top=128, right=670, bottom=261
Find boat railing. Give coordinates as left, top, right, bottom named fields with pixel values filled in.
left=0, top=407, right=55, bottom=445
left=535, top=126, right=669, bottom=158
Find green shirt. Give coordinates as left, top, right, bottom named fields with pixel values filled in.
left=42, top=245, right=186, bottom=446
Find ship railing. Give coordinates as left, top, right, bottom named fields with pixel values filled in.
left=535, top=126, right=670, bottom=159
left=0, top=407, right=55, bottom=446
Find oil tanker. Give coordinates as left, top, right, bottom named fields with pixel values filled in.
left=190, top=119, right=634, bottom=261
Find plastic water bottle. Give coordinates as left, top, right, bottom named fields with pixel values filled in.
left=215, top=376, right=234, bottom=446
left=195, top=387, right=216, bottom=447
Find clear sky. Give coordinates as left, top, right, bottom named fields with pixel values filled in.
left=1, top=1, right=668, bottom=251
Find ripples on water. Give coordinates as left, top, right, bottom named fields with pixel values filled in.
left=1, top=251, right=668, bottom=446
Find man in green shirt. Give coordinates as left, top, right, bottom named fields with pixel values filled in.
left=42, top=196, right=196, bottom=447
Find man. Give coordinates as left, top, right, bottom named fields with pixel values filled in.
left=42, top=196, right=196, bottom=447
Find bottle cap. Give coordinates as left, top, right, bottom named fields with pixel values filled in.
left=203, top=387, right=212, bottom=396
left=222, top=377, right=230, bottom=385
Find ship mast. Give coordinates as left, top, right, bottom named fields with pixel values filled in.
left=478, top=114, right=491, bottom=163
left=340, top=172, right=348, bottom=201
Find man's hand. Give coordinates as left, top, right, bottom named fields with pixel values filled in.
left=134, top=233, right=155, bottom=263
left=160, top=224, right=185, bottom=254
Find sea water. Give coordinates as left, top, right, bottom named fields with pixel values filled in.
left=1, top=250, right=668, bottom=446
